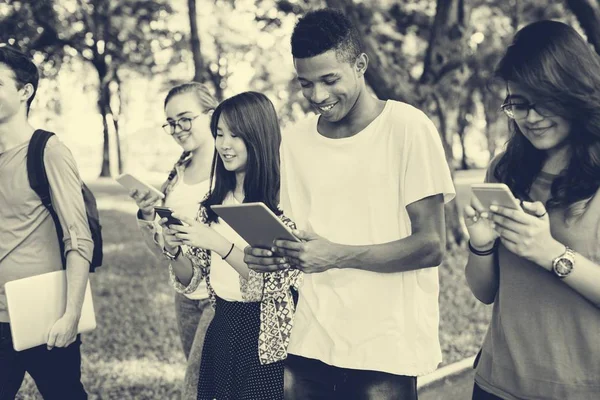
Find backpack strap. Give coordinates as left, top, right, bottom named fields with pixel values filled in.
left=27, top=129, right=67, bottom=268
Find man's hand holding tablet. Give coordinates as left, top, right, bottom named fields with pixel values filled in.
left=225, top=203, right=344, bottom=274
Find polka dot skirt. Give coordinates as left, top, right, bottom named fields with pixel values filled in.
left=197, top=296, right=284, bottom=400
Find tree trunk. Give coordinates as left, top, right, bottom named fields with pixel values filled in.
left=431, top=94, right=453, bottom=161
left=480, top=88, right=499, bottom=159
left=420, top=0, right=470, bottom=247
left=188, top=0, right=204, bottom=82
left=99, top=80, right=112, bottom=177
left=457, top=88, right=476, bottom=170
left=565, top=0, right=600, bottom=55
left=207, top=39, right=225, bottom=101
left=111, top=76, right=123, bottom=174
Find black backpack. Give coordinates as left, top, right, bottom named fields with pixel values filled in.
left=27, top=129, right=103, bottom=272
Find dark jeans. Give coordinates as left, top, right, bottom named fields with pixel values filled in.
left=0, top=322, right=87, bottom=400
left=284, top=354, right=418, bottom=400
left=472, top=382, right=504, bottom=400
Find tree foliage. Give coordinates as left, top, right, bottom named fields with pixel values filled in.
left=0, top=0, right=179, bottom=176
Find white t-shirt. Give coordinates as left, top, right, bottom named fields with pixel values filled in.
left=166, top=173, right=210, bottom=300
left=206, top=193, right=248, bottom=302
left=281, top=100, right=456, bottom=376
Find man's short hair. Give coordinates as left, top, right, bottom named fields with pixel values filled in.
left=0, top=45, right=39, bottom=112
left=291, top=9, right=362, bottom=64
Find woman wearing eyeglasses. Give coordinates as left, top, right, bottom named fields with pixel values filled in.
left=464, top=20, right=600, bottom=400
left=129, top=82, right=217, bottom=400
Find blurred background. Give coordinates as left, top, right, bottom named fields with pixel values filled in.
left=2, top=0, right=599, bottom=398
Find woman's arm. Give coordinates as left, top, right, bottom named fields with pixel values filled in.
left=137, top=214, right=167, bottom=260
left=168, top=211, right=252, bottom=279
left=529, top=239, right=600, bottom=308
left=464, top=244, right=499, bottom=305
left=491, top=202, right=600, bottom=308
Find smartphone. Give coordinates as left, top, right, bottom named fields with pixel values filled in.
left=154, top=206, right=184, bottom=226
left=471, top=183, right=523, bottom=211
left=116, top=173, right=165, bottom=199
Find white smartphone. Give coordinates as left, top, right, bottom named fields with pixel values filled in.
left=471, top=183, right=522, bottom=211
left=116, top=173, right=165, bottom=199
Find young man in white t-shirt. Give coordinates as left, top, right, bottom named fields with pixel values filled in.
left=244, top=9, right=455, bottom=399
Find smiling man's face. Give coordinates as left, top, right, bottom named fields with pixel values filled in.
left=294, top=50, right=361, bottom=123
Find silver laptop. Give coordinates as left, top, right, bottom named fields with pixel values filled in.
left=5, top=270, right=97, bottom=351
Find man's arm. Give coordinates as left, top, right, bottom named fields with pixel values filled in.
left=246, top=194, right=446, bottom=274
left=331, top=194, right=446, bottom=273
left=47, top=252, right=89, bottom=349
left=43, top=137, right=94, bottom=349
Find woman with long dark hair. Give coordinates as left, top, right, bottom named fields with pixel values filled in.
left=160, top=91, right=301, bottom=400
left=464, top=20, right=600, bottom=399
left=129, top=82, right=217, bottom=399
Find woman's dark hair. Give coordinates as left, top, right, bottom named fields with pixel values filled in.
left=202, top=91, right=282, bottom=223
left=493, top=20, right=600, bottom=220
left=160, top=82, right=218, bottom=198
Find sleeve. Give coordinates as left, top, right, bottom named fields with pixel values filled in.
left=172, top=205, right=211, bottom=294
left=136, top=211, right=167, bottom=261
left=403, top=111, right=456, bottom=206
left=169, top=250, right=206, bottom=295
left=44, top=138, right=94, bottom=263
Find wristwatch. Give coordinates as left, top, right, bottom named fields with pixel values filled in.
left=552, top=246, right=575, bottom=279
left=163, top=246, right=182, bottom=261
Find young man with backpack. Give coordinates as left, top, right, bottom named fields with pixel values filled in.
left=0, top=46, right=95, bottom=399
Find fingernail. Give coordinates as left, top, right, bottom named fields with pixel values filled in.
left=280, top=258, right=286, bottom=263
left=489, top=205, right=498, bottom=212
left=266, top=251, right=272, bottom=256
left=271, top=247, right=277, bottom=252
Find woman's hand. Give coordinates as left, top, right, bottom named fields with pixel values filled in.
left=464, top=195, right=499, bottom=250
left=168, top=213, right=228, bottom=253
left=489, top=201, right=560, bottom=269
left=130, top=189, right=162, bottom=221
left=157, top=217, right=184, bottom=252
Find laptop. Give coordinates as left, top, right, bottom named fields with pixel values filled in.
left=5, top=270, right=97, bottom=351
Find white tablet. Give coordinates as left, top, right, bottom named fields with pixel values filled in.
left=116, top=173, right=165, bottom=199
left=5, top=270, right=96, bottom=351
left=211, top=202, right=300, bottom=249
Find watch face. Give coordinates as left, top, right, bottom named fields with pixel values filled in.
left=556, top=258, right=573, bottom=275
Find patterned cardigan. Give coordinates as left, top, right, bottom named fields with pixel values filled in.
left=168, top=203, right=303, bottom=365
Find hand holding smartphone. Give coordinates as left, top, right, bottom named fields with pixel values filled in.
left=154, top=206, right=184, bottom=226
left=116, top=173, right=165, bottom=200
left=470, top=183, right=522, bottom=211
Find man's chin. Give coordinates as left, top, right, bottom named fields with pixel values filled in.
left=317, top=111, right=342, bottom=123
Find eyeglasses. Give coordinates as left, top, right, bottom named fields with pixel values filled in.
left=162, top=115, right=200, bottom=135
left=500, top=100, right=553, bottom=120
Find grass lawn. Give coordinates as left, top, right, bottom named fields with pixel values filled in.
left=17, top=177, right=491, bottom=399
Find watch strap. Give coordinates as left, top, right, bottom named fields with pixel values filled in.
left=163, top=246, right=182, bottom=261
